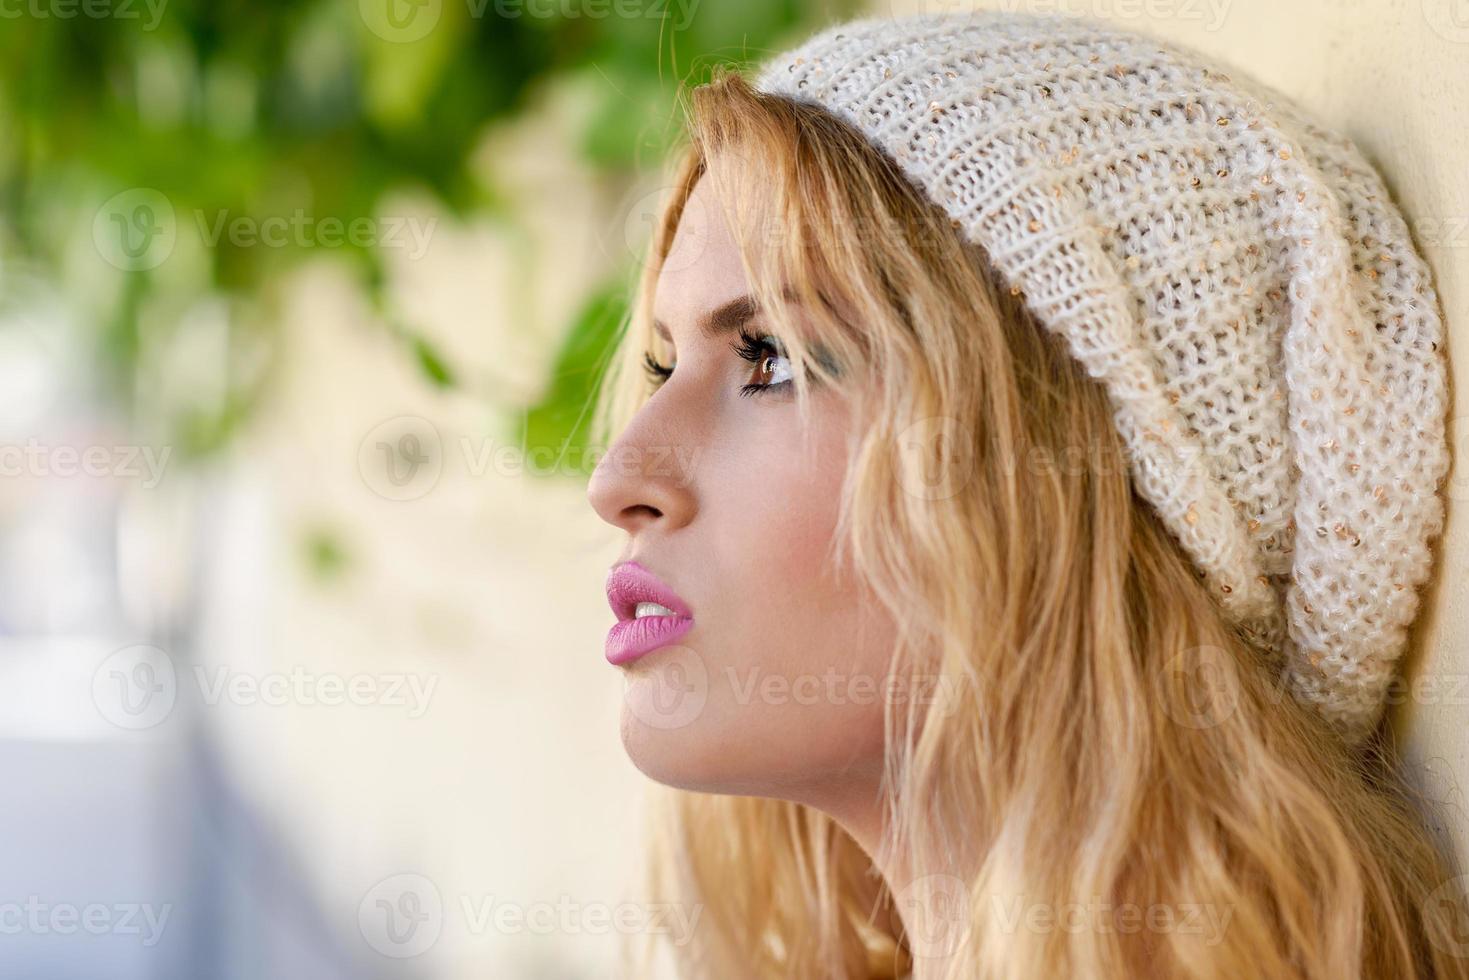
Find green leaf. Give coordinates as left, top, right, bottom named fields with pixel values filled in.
left=519, top=279, right=627, bottom=479
left=411, top=332, right=456, bottom=389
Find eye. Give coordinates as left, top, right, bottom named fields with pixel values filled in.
left=730, top=328, right=793, bottom=398
left=642, top=350, right=674, bottom=388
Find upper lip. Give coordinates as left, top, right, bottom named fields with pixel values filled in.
left=605, top=560, right=694, bottom=622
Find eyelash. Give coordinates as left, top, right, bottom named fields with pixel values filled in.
left=730, top=328, right=793, bottom=398
left=641, top=327, right=793, bottom=399
left=642, top=350, right=673, bottom=385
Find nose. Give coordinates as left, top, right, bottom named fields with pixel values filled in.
left=586, top=410, right=698, bottom=536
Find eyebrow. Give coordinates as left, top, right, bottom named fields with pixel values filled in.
left=652, top=293, right=765, bottom=344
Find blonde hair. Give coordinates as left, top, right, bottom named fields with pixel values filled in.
left=593, top=66, right=1469, bottom=980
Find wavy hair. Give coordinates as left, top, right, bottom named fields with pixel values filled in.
left=593, top=66, right=1468, bottom=980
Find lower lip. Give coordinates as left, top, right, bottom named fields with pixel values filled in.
left=605, top=615, right=695, bottom=666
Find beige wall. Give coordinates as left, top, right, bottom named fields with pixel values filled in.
left=882, top=0, right=1469, bottom=864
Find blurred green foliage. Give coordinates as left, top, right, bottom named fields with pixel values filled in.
left=302, top=523, right=352, bottom=581
left=0, top=0, right=856, bottom=466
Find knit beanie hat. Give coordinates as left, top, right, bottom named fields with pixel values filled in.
left=753, top=11, right=1450, bottom=746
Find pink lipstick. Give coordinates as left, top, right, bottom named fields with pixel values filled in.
left=604, top=560, right=694, bottom=666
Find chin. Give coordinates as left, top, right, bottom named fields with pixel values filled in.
left=618, top=690, right=737, bottom=793
left=617, top=689, right=887, bottom=804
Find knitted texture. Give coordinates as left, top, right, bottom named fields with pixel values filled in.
left=754, top=11, right=1450, bottom=746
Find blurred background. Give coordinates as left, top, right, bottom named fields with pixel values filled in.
left=0, top=1, right=864, bottom=976
left=1, top=0, right=1466, bottom=978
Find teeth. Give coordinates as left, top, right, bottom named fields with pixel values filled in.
left=634, top=601, right=676, bottom=619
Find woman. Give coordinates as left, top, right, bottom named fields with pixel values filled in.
left=585, top=11, right=1467, bottom=978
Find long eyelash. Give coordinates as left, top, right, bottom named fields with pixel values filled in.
left=730, top=327, right=791, bottom=398
left=642, top=350, right=673, bottom=386
left=729, top=326, right=776, bottom=364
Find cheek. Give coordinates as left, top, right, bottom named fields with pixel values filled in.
left=719, top=442, right=842, bottom=616
left=620, top=405, right=899, bottom=797
left=707, top=408, right=857, bottom=677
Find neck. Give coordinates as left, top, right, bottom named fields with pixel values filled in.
left=811, top=783, right=975, bottom=980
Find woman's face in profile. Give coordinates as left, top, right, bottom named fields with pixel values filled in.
left=586, top=171, right=900, bottom=817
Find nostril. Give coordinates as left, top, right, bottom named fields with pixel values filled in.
left=586, top=450, right=694, bottom=533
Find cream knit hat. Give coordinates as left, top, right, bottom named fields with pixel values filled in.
left=754, top=11, right=1451, bottom=746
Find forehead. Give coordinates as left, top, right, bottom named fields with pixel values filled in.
left=650, top=173, right=767, bottom=342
